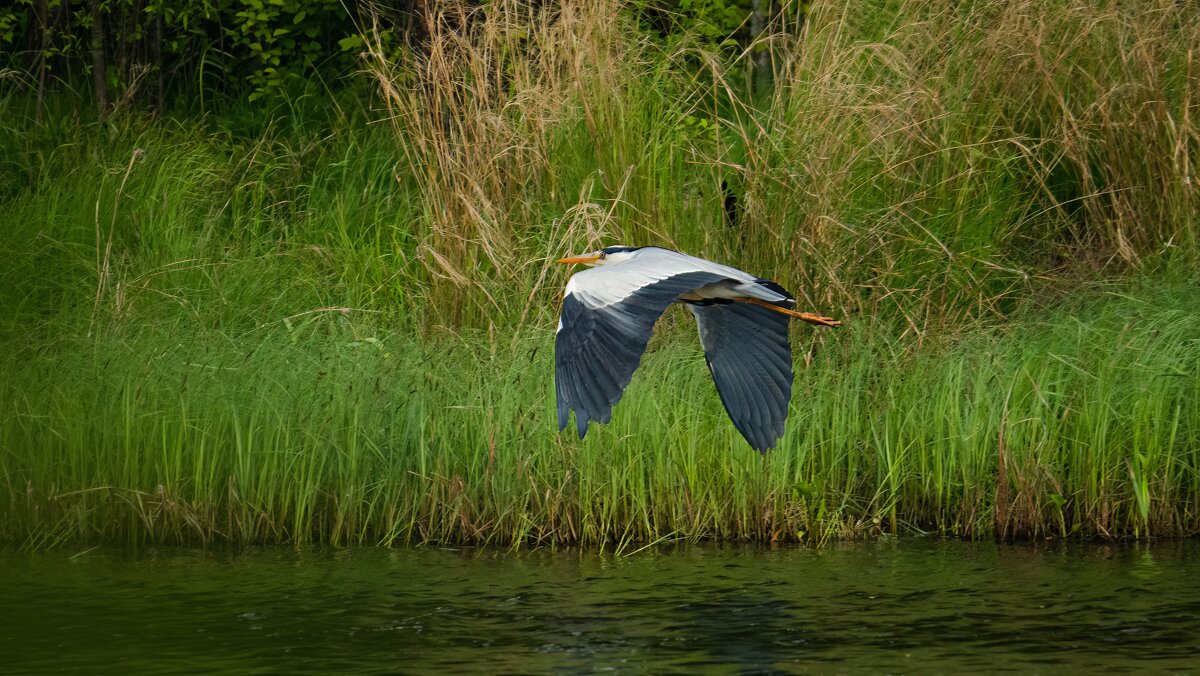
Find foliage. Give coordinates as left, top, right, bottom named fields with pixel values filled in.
left=223, top=0, right=350, bottom=99
left=1, top=0, right=360, bottom=106
left=671, top=0, right=748, bottom=43
left=0, top=0, right=784, bottom=109
left=1, top=0, right=1199, bottom=547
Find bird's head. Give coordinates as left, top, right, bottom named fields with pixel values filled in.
left=557, top=245, right=641, bottom=267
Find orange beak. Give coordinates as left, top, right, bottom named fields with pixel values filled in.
left=557, top=254, right=601, bottom=265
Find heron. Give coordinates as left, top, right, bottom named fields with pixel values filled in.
left=555, top=245, right=839, bottom=453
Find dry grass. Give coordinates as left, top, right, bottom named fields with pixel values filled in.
left=363, top=0, right=667, bottom=328
left=345, top=0, right=1200, bottom=337
left=732, top=0, right=1200, bottom=335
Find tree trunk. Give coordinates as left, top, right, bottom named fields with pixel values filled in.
left=750, top=0, right=769, bottom=94
left=91, top=0, right=109, bottom=122
left=117, top=3, right=129, bottom=92
left=33, top=0, right=48, bottom=123
left=154, top=10, right=164, bottom=111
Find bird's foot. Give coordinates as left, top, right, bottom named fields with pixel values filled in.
left=738, top=297, right=841, bottom=326
left=792, top=311, right=840, bottom=327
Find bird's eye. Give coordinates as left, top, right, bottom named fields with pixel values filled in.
left=598, top=251, right=607, bottom=260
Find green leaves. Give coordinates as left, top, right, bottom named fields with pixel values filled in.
left=220, top=0, right=351, bottom=99
left=3, top=0, right=358, bottom=106
left=0, top=2, right=28, bottom=46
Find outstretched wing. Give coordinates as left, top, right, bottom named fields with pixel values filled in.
left=689, top=300, right=794, bottom=452
left=556, top=267, right=727, bottom=438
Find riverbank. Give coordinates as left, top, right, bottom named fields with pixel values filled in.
left=4, top=280, right=1198, bottom=547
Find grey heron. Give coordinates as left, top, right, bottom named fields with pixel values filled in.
left=555, top=245, right=838, bottom=453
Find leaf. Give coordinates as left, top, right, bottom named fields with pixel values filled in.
left=337, top=34, right=363, bottom=51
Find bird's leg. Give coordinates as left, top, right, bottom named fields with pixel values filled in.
left=737, top=297, right=841, bottom=327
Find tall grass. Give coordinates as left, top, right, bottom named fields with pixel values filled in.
left=361, top=0, right=741, bottom=329
left=729, top=0, right=1198, bottom=335
left=3, top=285, right=1198, bottom=547
left=355, top=0, right=1200, bottom=332
left=1, top=0, right=1199, bottom=547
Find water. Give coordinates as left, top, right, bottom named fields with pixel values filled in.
left=3, top=539, right=1199, bottom=674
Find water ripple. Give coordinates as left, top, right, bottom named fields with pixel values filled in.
left=3, top=540, right=1200, bottom=673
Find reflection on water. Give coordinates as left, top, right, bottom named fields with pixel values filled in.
left=3, top=539, right=1200, bottom=673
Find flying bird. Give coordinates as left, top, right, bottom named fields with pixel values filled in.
left=555, top=245, right=839, bottom=453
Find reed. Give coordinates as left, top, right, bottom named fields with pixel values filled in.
left=3, top=283, right=1198, bottom=547
left=356, top=0, right=1200, bottom=332
left=1, top=0, right=1199, bottom=547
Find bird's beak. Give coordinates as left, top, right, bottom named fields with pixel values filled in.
left=557, top=254, right=601, bottom=265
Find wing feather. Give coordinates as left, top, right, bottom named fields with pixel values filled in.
left=556, top=268, right=728, bottom=437
left=690, top=301, right=794, bottom=452
left=735, top=330, right=790, bottom=418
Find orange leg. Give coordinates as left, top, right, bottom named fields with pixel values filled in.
left=737, top=297, right=841, bottom=327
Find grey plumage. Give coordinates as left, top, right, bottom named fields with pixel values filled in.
left=555, top=271, right=726, bottom=437
left=690, top=301, right=792, bottom=452
left=554, top=245, right=835, bottom=453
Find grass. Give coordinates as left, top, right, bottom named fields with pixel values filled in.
left=3, top=283, right=1199, bottom=547
left=1, top=0, right=1199, bottom=547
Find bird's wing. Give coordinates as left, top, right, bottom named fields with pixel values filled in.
left=690, top=301, right=794, bottom=452
left=556, top=263, right=729, bottom=438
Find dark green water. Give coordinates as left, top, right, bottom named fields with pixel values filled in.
left=3, top=539, right=1199, bottom=674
